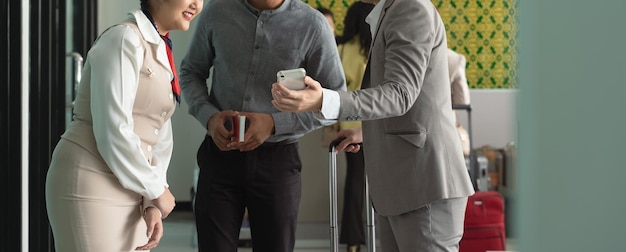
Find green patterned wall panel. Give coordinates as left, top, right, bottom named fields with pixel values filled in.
left=435, top=0, right=518, bottom=88
left=305, top=0, right=518, bottom=89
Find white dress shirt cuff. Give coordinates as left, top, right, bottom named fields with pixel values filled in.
left=320, top=89, right=341, bottom=119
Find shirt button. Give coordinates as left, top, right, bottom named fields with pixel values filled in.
left=161, top=112, right=167, bottom=117
left=147, top=68, right=155, bottom=77
left=169, top=93, right=174, bottom=99
left=154, top=129, right=159, bottom=135
left=147, top=145, right=152, bottom=152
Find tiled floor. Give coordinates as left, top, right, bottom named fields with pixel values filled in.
left=154, top=211, right=348, bottom=252
left=153, top=211, right=517, bottom=252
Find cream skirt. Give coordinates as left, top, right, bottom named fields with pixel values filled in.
left=46, top=138, right=148, bottom=251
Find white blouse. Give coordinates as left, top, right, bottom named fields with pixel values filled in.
left=87, top=10, right=174, bottom=200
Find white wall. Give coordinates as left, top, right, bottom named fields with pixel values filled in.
left=97, top=2, right=518, bottom=221
left=97, top=1, right=136, bottom=33
left=458, top=89, right=517, bottom=148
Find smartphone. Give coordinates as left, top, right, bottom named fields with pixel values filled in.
left=277, top=68, right=306, bottom=90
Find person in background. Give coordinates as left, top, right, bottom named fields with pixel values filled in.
left=319, top=3, right=374, bottom=252
left=45, top=0, right=203, bottom=251
left=179, top=0, right=346, bottom=251
left=317, top=7, right=335, bottom=34
left=271, top=0, right=475, bottom=251
left=448, top=48, right=472, bottom=156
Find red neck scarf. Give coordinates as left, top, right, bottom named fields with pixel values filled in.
left=161, top=34, right=181, bottom=104
left=141, top=5, right=181, bottom=104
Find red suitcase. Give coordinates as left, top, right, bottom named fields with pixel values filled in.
left=459, top=191, right=506, bottom=252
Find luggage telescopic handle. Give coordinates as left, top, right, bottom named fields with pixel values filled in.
left=452, top=104, right=478, bottom=191
left=328, top=137, right=375, bottom=252
left=329, top=137, right=344, bottom=152
left=329, top=137, right=361, bottom=152
left=329, top=138, right=341, bottom=252
left=451, top=104, right=473, bottom=152
left=452, top=104, right=472, bottom=111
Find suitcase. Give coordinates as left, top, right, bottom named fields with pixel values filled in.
left=329, top=138, right=376, bottom=252
left=474, top=145, right=506, bottom=191
left=459, top=191, right=506, bottom=252
left=472, top=153, right=490, bottom=192
left=453, top=105, right=507, bottom=251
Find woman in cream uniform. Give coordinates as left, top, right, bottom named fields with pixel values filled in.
left=45, top=0, right=202, bottom=251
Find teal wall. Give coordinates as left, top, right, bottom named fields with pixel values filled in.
left=517, top=1, right=626, bottom=251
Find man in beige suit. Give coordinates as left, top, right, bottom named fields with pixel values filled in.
left=271, top=0, right=474, bottom=251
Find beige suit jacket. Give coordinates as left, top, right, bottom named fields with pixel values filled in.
left=336, top=0, right=474, bottom=216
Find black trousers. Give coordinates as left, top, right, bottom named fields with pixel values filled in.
left=339, top=150, right=366, bottom=245
left=194, top=136, right=302, bottom=252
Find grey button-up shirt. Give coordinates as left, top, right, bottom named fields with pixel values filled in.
left=180, top=0, right=346, bottom=143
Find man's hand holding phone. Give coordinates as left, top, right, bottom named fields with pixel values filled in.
left=271, top=75, right=324, bottom=113
left=276, top=68, right=306, bottom=90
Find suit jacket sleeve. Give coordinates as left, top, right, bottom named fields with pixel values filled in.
left=337, top=0, right=433, bottom=121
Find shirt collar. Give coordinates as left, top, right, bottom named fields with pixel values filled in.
left=129, top=10, right=162, bottom=45
left=366, top=0, right=386, bottom=38
left=243, top=0, right=291, bottom=16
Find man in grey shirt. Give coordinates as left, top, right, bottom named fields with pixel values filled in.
left=179, top=0, right=345, bottom=251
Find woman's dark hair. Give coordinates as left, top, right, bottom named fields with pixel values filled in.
left=140, top=0, right=148, bottom=11
left=317, top=7, right=333, bottom=19
left=336, top=2, right=375, bottom=56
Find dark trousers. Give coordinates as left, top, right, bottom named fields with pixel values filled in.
left=194, top=136, right=302, bottom=252
left=339, top=150, right=366, bottom=245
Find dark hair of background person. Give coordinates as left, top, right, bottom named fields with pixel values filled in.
left=336, top=2, right=374, bottom=56
left=317, top=7, right=333, bottom=19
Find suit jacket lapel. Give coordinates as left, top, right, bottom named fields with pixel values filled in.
left=364, top=0, right=395, bottom=89
left=369, top=0, right=395, bottom=48
left=362, top=61, right=371, bottom=89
